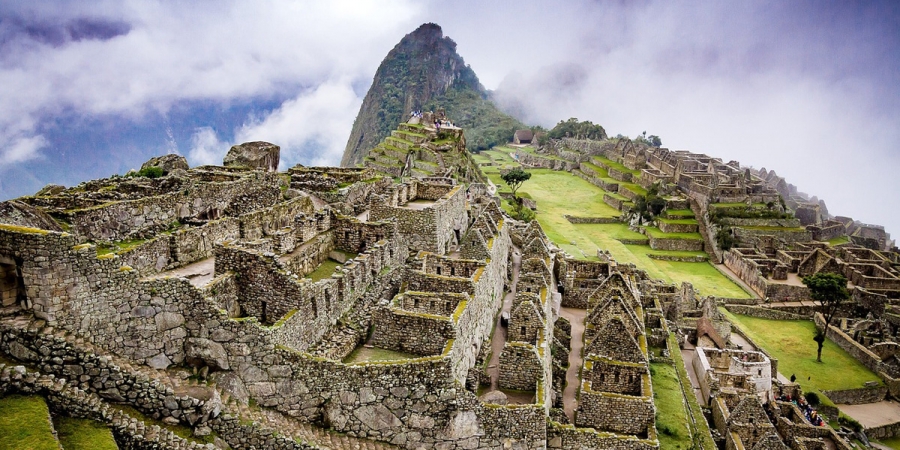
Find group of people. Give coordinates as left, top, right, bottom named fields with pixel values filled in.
left=776, top=393, right=825, bottom=426
left=408, top=110, right=454, bottom=131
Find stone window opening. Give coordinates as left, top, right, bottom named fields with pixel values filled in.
left=414, top=299, right=420, bottom=308
left=261, top=301, right=268, bottom=324
left=520, top=326, right=527, bottom=337
left=436, top=266, right=442, bottom=275
left=615, top=372, right=619, bottom=383
left=450, top=267, right=455, bottom=276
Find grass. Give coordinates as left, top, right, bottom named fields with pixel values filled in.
left=0, top=395, right=60, bottom=450
left=658, top=218, right=699, bottom=225
left=55, top=416, right=118, bottom=450
left=95, top=237, right=149, bottom=256
left=644, top=227, right=703, bottom=240
left=720, top=311, right=882, bottom=394
left=343, top=346, right=419, bottom=364
left=592, top=156, right=642, bottom=176
left=480, top=165, right=752, bottom=298
left=307, top=258, right=342, bottom=281
left=651, top=362, right=693, bottom=449
left=827, top=236, right=851, bottom=246
left=874, top=436, right=900, bottom=449
left=738, top=225, right=806, bottom=231
left=666, top=209, right=695, bottom=217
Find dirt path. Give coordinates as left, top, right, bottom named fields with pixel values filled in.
left=560, top=306, right=586, bottom=422
left=486, top=247, right=521, bottom=390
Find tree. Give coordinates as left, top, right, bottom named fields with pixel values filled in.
left=501, top=168, right=531, bottom=198
left=802, top=272, right=850, bottom=362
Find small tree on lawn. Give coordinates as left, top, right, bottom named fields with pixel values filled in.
left=501, top=168, right=531, bottom=199
left=802, top=272, right=850, bottom=363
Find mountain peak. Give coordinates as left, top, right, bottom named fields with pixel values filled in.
left=341, top=23, right=522, bottom=167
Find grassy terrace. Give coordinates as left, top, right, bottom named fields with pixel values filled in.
left=592, top=155, right=642, bottom=177
left=720, top=310, right=882, bottom=396
left=306, top=258, right=342, bottom=281
left=55, top=416, right=118, bottom=450
left=651, top=362, right=693, bottom=449
left=0, top=395, right=59, bottom=450
left=666, top=209, right=695, bottom=217
left=644, top=227, right=703, bottom=240
left=827, top=236, right=851, bottom=246
left=506, top=168, right=749, bottom=298
left=738, top=225, right=807, bottom=231
left=658, top=218, right=699, bottom=225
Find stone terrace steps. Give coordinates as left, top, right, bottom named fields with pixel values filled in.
left=2, top=314, right=396, bottom=450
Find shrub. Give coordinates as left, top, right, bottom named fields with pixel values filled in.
left=126, top=166, right=164, bottom=179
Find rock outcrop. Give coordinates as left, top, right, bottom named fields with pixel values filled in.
left=224, top=141, right=280, bottom=172
left=141, top=154, right=190, bottom=174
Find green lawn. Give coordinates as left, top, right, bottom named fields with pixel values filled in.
left=644, top=227, right=703, bottom=240
left=875, top=436, right=900, bottom=450
left=307, top=258, right=342, bottom=281
left=651, top=362, right=693, bottom=449
left=665, top=209, right=695, bottom=217
left=592, top=156, right=642, bottom=177
left=720, top=311, right=882, bottom=394
left=827, top=236, right=850, bottom=246
left=55, top=416, right=118, bottom=450
left=0, top=395, right=60, bottom=450
left=658, top=218, right=699, bottom=225
left=476, top=162, right=751, bottom=298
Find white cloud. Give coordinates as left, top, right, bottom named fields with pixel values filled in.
left=235, top=79, right=362, bottom=168
left=1, top=135, right=47, bottom=165
left=188, top=127, right=227, bottom=167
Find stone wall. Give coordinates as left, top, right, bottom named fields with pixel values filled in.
left=369, top=183, right=467, bottom=254
left=371, top=305, right=455, bottom=356
left=547, top=422, right=659, bottom=450
left=498, top=342, right=543, bottom=391
left=658, top=221, right=699, bottom=234
left=576, top=382, right=654, bottom=435
left=648, top=236, right=704, bottom=252
left=564, top=215, right=620, bottom=224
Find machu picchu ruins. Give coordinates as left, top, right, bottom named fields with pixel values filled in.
left=2, top=14, right=900, bottom=450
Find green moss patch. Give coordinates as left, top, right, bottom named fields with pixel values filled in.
left=0, top=395, right=60, bottom=450
left=54, top=416, right=118, bottom=450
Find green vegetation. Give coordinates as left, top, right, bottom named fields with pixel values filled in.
left=650, top=362, right=693, bottom=449
left=547, top=118, right=607, bottom=140
left=874, top=436, right=900, bottom=450
left=494, top=169, right=750, bottom=298
left=54, top=416, right=118, bottom=450
left=720, top=311, right=881, bottom=394
left=307, top=258, right=343, bottom=281
left=500, top=167, right=532, bottom=198
left=592, top=156, right=641, bottom=177
left=643, top=227, right=703, bottom=240
left=827, top=236, right=851, bottom=246
left=126, top=166, right=164, bottom=179
left=426, top=87, right=526, bottom=152
left=96, top=237, right=149, bottom=256
left=666, top=334, right=717, bottom=450
left=666, top=209, right=695, bottom=217
left=803, top=272, right=850, bottom=362
left=0, top=395, right=60, bottom=450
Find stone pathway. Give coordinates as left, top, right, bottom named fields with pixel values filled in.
left=486, top=247, right=521, bottom=391
left=680, top=340, right=706, bottom=405
left=837, top=400, right=900, bottom=429
left=560, top=306, right=586, bottom=422
left=713, top=263, right=761, bottom=299
left=2, top=314, right=396, bottom=449
left=150, top=257, right=216, bottom=288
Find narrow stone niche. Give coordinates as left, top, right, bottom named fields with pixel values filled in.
left=0, top=255, right=24, bottom=308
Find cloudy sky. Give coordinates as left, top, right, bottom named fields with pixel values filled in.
left=1, top=1, right=898, bottom=236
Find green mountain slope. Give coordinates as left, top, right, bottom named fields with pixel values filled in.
left=341, top=23, right=525, bottom=167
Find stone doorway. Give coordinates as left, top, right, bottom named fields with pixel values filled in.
left=0, top=255, right=24, bottom=308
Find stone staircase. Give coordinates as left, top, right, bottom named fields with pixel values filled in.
left=1, top=314, right=397, bottom=450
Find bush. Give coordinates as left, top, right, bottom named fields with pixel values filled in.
left=126, top=166, right=164, bottom=179
left=839, top=414, right=862, bottom=432
left=716, top=227, right=735, bottom=250
left=804, top=391, right=820, bottom=407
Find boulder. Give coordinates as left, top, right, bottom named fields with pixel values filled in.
left=478, top=390, right=508, bottom=405
left=184, top=338, right=230, bottom=371
left=223, top=141, right=280, bottom=172
left=35, top=184, right=65, bottom=196
left=141, top=154, right=189, bottom=174
left=0, top=201, right=63, bottom=232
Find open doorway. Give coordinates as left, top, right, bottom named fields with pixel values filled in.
left=0, top=255, right=25, bottom=308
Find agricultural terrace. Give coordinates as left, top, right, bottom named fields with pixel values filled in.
left=475, top=150, right=751, bottom=298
